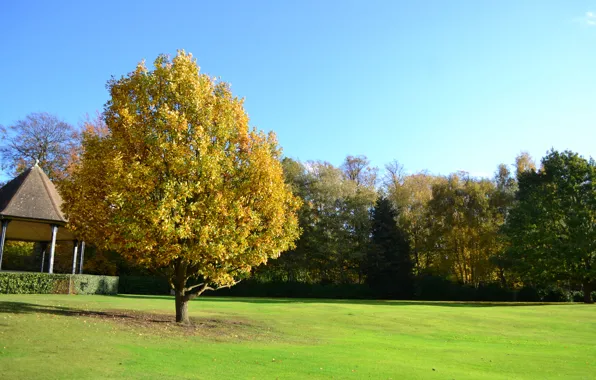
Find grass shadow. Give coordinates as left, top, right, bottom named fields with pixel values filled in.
left=0, top=301, right=164, bottom=320
left=0, top=300, right=284, bottom=341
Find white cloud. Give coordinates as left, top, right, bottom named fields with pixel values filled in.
left=585, top=11, right=596, bottom=26
left=574, top=11, right=596, bottom=26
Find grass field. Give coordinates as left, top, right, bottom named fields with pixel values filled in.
left=0, top=295, right=594, bottom=379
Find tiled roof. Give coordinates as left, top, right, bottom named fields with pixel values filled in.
left=0, top=164, right=68, bottom=223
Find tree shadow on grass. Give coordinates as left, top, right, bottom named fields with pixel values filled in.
left=0, top=300, right=276, bottom=340
left=116, top=294, right=559, bottom=307
left=0, top=301, right=170, bottom=323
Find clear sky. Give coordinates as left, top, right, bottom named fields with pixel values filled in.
left=1, top=1, right=595, bottom=179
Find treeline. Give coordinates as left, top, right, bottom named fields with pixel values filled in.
left=251, top=152, right=595, bottom=303
left=1, top=112, right=594, bottom=302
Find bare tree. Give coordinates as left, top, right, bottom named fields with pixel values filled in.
left=341, top=155, right=378, bottom=188
left=383, top=160, right=405, bottom=189
left=0, top=112, right=79, bottom=181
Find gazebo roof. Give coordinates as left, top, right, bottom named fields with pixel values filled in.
left=0, top=165, right=81, bottom=274
left=0, top=164, right=68, bottom=224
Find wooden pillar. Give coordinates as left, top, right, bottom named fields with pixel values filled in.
left=0, top=220, right=9, bottom=271
left=40, top=242, right=48, bottom=272
left=78, top=241, right=85, bottom=274
left=71, top=240, right=79, bottom=274
left=48, top=225, right=58, bottom=274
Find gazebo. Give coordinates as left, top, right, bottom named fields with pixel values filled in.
left=0, top=163, right=85, bottom=274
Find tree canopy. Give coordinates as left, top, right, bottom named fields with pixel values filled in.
left=61, top=51, right=301, bottom=322
left=366, top=196, right=413, bottom=299
left=0, top=112, right=79, bottom=181
left=504, top=150, right=596, bottom=303
left=261, top=157, right=377, bottom=284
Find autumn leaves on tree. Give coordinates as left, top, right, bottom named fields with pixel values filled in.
left=61, top=52, right=300, bottom=323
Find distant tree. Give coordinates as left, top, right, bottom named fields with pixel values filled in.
left=341, top=155, right=378, bottom=187
left=493, top=163, right=517, bottom=216
left=366, top=197, right=414, bottom=299
left=306, top=160, right=377, bottom=283
left=385, top=168, right=443, bottom=274
left=383, top=160, right=405, bottom=190
left=340, top=155, right=378, bottom=282
left=514, top=151, right=536, bottom=178
left=254, top=158, right=313, bottom=283
left=505, top=150, right=596, bottom=303
left=426, top=173, right=501, bottom=285
left=261, top=158, right=377, bottom=284
left=0, top=112, right=79, bottom=181
left=490, top=163, right=518, bottom=287
left=61, top=51, right=301, bottom=323
left=298, top=161, right=351, bottom=283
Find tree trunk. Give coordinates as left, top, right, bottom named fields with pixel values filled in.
left=174, top=260, right=190, bottom=324
left=498, top=267, right=507, bottom=288
left=175, top=291, right=190, bottom=324
left=413, top=238, right=420, bottom=275
left=583, top=281, right=594, bottom=304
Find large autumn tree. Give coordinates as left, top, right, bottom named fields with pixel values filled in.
left=61, top=51, right=300, bottom=322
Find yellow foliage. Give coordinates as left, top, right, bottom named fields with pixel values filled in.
left=60, top=51, right=300, bottom=295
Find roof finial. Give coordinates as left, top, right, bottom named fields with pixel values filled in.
left=34, top=159, right=39, bottom=166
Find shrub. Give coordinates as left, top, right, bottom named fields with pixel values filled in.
left=209, top=280, right=374, bottom=299
left=415, top=275, right=453, bottom=300
left=571, top=291, right=585, bottom=302
left=476, top=283, right=515, bottom=302
left=516, top=286, right=541, bottom=302
left=71, top=275, right=119, bottom=295
left=539, top=286, right=572, bottom=302
left=0, top=272, right=118, bottom=295
left=515, top=285, right=574, bottom=302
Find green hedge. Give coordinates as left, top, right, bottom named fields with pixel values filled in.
left=208, top=280, right=376, bottom=299
left=0, top=272, right=118, bottom=295
left=117, top=276, right=375, bottom=298
left=71, top=275, right=119, bottom=295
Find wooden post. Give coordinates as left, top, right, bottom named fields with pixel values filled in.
left=78, top=241, right=85, bottom=274
left=48, top=225, right=58, bottom=274
left=71, top=240, right=79, bottom=274
left=40, top=242, right=48, bottom=272
left=0, top=220, right=8, bottom=271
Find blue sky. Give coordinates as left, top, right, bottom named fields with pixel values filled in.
left=1, top=1, right=595, bottom=180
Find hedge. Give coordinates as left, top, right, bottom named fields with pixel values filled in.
left=68, top=273, right=596, bottom=302
left=208, top=280, right=375, bottom=299
left=0, top=272, right=118, bottom=295
left=116, top=276, right=375, bottom=298
left=71, top=274, right=119, bottom=295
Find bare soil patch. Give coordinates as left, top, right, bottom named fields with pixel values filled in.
left=75, top=308, right=272, bottom=340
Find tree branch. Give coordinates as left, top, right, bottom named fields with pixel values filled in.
left=186, top=280, right=241, bottom=300
left=185, top=282, right=205, bottom=292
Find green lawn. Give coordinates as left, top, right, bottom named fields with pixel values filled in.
left=0, top=295, right=594, bottom=379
